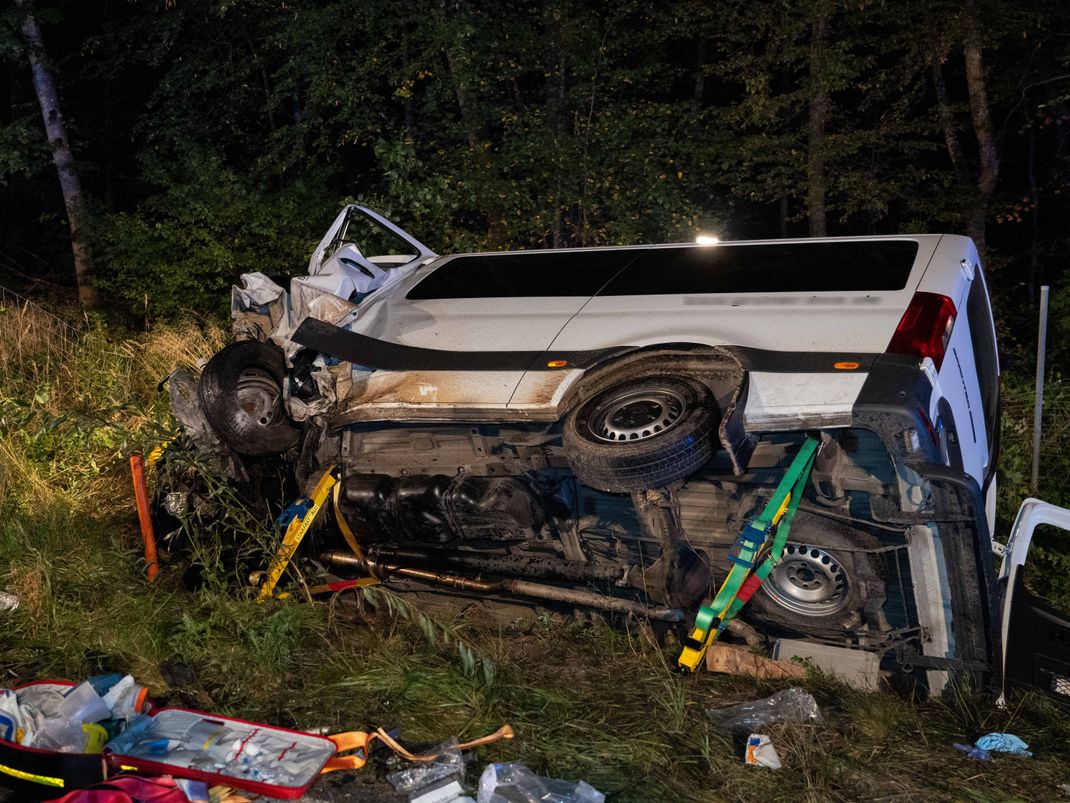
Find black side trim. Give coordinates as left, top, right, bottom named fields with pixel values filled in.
left=293, top=318, right=882, bottom=374
left=292, top=318, right=623, bottom=372
left=727, top=347, right=878, bottom=373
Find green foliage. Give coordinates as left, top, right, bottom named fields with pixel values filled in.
left=1024, top=523, right=1070, bottom=613
left=0, top=116, right=49, bottom=186
left=997, top=372, right=1070, bottom=530
left=5, top=0, right=1064, bottom=319
left=91, top=149, right=329, bottom=319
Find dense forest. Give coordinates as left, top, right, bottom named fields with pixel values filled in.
left=1, top=0, right=1069, bottom=506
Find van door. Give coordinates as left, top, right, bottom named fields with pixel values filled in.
left=1000, top=498, right=1070, bottom=701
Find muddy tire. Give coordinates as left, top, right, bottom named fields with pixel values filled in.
left=563, top=376, right=718, bottom=493
left=198, top=341, right=300, bottom=456
left=745, top=512, right=885, bottom=634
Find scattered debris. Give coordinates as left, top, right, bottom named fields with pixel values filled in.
left=0, top=591, right=18, bottom=613
left=975, top=732, right=1032, bottom=757
left=176, top=778, right=209, bottom=801
left=387, top=738, right=465, bottom=796
left=744, top=733, right=782, bottom=769
left=707, top=687, right=821, bottom=736
left=411, top=778, right=475, bottom=803
left=954, top=732, right=1034, bottom=761
left=477, top=762, right=605, bottom=803
left=129, top=453, right=159, bottom=583
left=953, top=742, right=991, bottom=761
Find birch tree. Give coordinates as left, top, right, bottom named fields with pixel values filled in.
left=15, top=0, right=97, bottom=307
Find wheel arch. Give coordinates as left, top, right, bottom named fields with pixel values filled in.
left=558, top=342, right=755, bottom=475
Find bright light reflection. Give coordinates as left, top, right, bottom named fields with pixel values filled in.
left=695, top=234, right=721, bottom=245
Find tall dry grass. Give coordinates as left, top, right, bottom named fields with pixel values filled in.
left=0, top=293, right=227, bottom=514
left=0, top=288, right=83, bottom=384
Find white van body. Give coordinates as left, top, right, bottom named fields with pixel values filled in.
left=176, top=206, right=1016, bottom=695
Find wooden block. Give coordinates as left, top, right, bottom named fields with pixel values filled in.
left=705, top=643, right=807, bottom=679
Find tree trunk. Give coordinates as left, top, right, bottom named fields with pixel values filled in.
left=963, top=30, right=999, bottom=257
left=806, top=9, right=829, bottom=238
left=931, top=55, right=968, bottom=187
left=16, top=0, right=97, bottom=307
left=439, top=2, right=503, bottom=243
left=691, top=37, right=707, bottom=115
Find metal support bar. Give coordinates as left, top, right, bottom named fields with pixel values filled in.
left=319, top=550, right=684, bottom=621
left=365, top=545, right=625, bottom=583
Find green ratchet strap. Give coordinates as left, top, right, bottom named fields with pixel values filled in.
left=678, top=437, right=819, bottom=671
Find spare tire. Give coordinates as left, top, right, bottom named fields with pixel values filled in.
left=198, top=341, right=301, bottom=456
left=563, top=376, right=719, bottom=493
left=745, top=512, right=886, bottom=634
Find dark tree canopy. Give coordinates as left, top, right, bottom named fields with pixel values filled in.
left=0, top=0, right=1067, bottom=334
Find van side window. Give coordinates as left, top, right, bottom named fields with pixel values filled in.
left=966, top=265, right=1000, bottom=458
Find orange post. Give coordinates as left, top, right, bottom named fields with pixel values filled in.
left=129, top=454, right=159, bottom=583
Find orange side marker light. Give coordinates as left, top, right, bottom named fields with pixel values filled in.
left=834, top=361, right=860, bottom=370
left=546, top=360, right=569, bottom=368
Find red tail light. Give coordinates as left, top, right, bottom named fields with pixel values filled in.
left=887, top=292, right=957, bottom=370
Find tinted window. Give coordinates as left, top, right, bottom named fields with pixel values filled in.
left=600, top=241, right=919, bottom=295
left=406, top=250, right=639, bottom=300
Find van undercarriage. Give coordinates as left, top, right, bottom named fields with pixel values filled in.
left=163, top=360, right=999, bottom=692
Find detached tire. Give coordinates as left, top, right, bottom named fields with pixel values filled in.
left=198, top=341, right=300, bottom=456
left=563, top=376, right=718, bottom=493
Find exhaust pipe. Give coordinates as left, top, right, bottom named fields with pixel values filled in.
left=320, top=550, right=683, bottom=622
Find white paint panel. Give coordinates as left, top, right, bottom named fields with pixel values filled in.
left=907, top=523, right=953, bottom=695
left=744, top=371, right=868, bottom=431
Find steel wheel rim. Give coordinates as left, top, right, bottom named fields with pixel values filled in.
left=236, top=367, right=284, bottom=426
left=762, top=544, right=851, bottom=617
left=587, top=386, right=686, bottom=443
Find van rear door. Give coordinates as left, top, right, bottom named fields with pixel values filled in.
left=1000, top=498, right=1070, bottom=701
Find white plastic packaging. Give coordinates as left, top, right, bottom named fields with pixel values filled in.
left=386, top=738, right=466, bottom=795
left=744, top=733, right=782, bottom=769
left=56, top=681, right=111, bottom=725
left=477, top=762, right=604, bottom=803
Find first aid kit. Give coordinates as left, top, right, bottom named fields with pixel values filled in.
left=0, top=681, right=337, bottom=799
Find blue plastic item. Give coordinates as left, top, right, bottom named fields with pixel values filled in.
left=87, top=673, right=123, bottom=697
left=953, top=742, right=990, bottom=761
left=975, top=732, right=1032, bottom=757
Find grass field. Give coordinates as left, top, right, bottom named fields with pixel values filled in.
left=2, top=297, right=1070, bottom=801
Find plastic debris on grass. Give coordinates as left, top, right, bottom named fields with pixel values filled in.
left=744, top=733, right=782, bottom=769
left=975, top=732, right=1032, bottom=757
left=387, top=738, right=467, bottom=798
left=477, top=762, right=605, bottom=803
left=707, top=687, right=821, bottom=736
left=954, top=732, right=1033, bottom=761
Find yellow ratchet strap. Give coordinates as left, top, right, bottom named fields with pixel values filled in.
left=145, top=439, right=173, bottom=469
left=332, top=480, right=380, bottom=582
left=257, top=467, right=339, bottom=602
